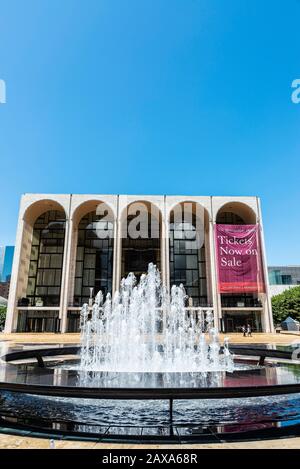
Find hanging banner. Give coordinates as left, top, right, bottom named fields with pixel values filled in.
left=215, top=224, right=265, bottom=293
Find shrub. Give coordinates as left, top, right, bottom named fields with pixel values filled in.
left=0, top=306, right=6, bottom=331
left=272, top=286, right=300, bottom=325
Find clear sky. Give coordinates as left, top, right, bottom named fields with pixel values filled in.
left=0, top=0, right=299, bottom=264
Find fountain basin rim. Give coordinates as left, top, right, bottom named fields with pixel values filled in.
left=2, top=379, right=300, bottom=400
left=1, top=346, right=300, bottom=400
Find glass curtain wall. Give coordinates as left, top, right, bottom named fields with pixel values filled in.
left=121, top=207, right=161, bottom=280
left=73, top=211, right=114, bottom=305
left=169, top=204, right=207, bottom=307
left=26, top=210, right=66, bottom=307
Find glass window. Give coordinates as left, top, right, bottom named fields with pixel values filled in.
left=121, top=208, right=161, bottom=280
left=39, top=254, right=50, bottom=269
left=43, top=270, right=55, bottom=285
left=76, top=246, right=84, bottom=261
left=74, top=210, right=114, bottom=304
left=27, top=278, right=35, bottom=296
left=84, top=254, right=96, bottom=269
left=74, top=277, right=82, bottom=296
left=50, top=254, right=62, bottom=268
left=169, top=204, right=208, bottom=307
left=29, top=262, right=37, bottom=277
left=32, top=230, right=40, bottom=246
left=26, top=210, right=66, bottom=306
left=186, top=256, right=198, bottom=269
left=216, top=211, right=245, bottom=224
left=30, top=246, right=39, bottom=261
left=75, top=261, right=83, bottom=277
left=174, top=255, right=186, bottom=269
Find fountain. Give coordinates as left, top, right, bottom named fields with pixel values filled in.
left=1, top=264, right=300, bottom=443
left=79, top=263, right=233, bottom=373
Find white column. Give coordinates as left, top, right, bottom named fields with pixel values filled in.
left=161, top=216, right=168, bottom=288
left=5, top=217, right=25, bottom=333
left=257, top=198, right=274, bottom=333
left=164, top=199, right=170, bottom=291
left=208, top=217, right=221, bottom=331
left=112, top=218, right=119, bottom=294
left=60, top=218, right=74, bottom=333
left=114, top=217, right=122, bottom=292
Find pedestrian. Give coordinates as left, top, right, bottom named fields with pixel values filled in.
left=242, top=325, right=246, bottom=337
left=247, top=323, right=252, bottom=337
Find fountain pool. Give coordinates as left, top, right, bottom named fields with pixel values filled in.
left=1, top=264, right=300, bottom=443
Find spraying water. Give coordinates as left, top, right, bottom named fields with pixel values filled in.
left=79, top=263, right=233, bottom=372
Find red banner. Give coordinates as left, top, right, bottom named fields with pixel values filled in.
left=215, top=224, right=265, bottom=293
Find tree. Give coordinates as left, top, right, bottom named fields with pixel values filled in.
left=0, top=306, right=6, bottom=331
left=272, top=286, right=300, bottom=325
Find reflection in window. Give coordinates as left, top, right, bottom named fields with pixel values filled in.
left=74, top=211, right=114, bottom=305
left=26, top=210, right=66, bottom=306
left=169, top=209, right=207, bottom=307
left=121, top=211, right=161, bottom=280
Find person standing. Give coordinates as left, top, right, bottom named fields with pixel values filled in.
left=242, top=325, right=246, bottom=337
left=247, top=323, right=252, bottom=337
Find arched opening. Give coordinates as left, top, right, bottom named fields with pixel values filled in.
left=73, top=207, right=114, bottom=306
left=26, top=210, right=66, bottom=307
left=216, top=202, right=262, bottom=332
left=17, top=201, right=67, bottom=332
left=216, top=202, right=257, bottom=225
left=121, top=201, right=161, bottom=280
left=169, top=202, right=211, bottom=307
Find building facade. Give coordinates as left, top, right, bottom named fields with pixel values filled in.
left=5, top=194, right=274, bottom=333
left=0, top=246, right=14, bottom=282
left=268, top=266, right=300, bottom=285
left=0, top=282, right=10, bottom=300
left=268, top=265, right=300, bottom=297
left=0, top=246, right=14, bottom=302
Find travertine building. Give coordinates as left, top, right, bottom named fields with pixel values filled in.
left=5, top=194, right=273, bottom=333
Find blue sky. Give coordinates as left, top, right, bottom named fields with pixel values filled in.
left=0, top=0, right=299, bottom=264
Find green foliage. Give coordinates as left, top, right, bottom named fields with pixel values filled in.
left=272, top=286, right=300, bottom=325
left=0, top=306, right=6, bottom=330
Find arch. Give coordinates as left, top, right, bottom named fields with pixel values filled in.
left=120, top=200, right=162, bottom=279
left=71, top=203, right=115, bottom=306
left=167, top=199, right=209, bottom=223
left=25, top=209, right=66, bottom=308
left=216, top=201, right=257, bottom=225
left=72, top=199, right=116, bottom=227
left=23, top=199, right=68, bottom=226
left=168, top=201, right=211, bottom=307
left=13, top=200, right=68, bottom=331
left=215, top=202, right=261, bottom=321
left=119, top=199, right=162, bottom=223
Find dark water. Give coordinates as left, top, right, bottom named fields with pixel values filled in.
left=1, top=342, right=300, bottom=439
left=1, top=391, right=300, bottom=428
left=2, top=359, right=300, bottom=389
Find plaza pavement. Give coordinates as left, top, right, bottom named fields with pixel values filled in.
left=0, top=332, right=300, bottom=449
left=1, top=331, right=300, bottom=346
